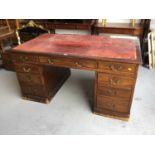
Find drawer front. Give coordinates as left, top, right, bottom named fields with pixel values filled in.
left=21, top=84, right=47, bottom=97
left=98, top=73, right=135, bottom=89
left=39, top=56, right=75, bottom=67
left=96, top=95, right=130, bottom=113
left=17, top=73, right=44, bottom=85
left=12, top=54, right=38, bottom=64
left=39, top=56, right=97, bottom=70
left=97, top=86, right=132, bottom=99
left=75, top=59, right=97, bottom=70
left=14, top=63, right=43, bottom=74
left=98, top=61, right=136, bottom=74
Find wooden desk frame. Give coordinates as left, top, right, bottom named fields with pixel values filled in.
left=11, top=35, right=142, bottom=121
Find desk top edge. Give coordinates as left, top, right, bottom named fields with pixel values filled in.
left=12, top=48, right=142, bottom=64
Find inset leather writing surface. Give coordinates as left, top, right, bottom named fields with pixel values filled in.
left=13, top=34, right=137, bottom=61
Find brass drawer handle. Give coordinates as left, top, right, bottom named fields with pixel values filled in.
left=110, top=78, right=120, bottom=85
left=109, top=65, right=122, bottom=71
left=48, top=58, right=54, bottom=64
left=75, top=62, right=82, bottom=67
left=111, top=103, right=115, bottom=109
left=20, top=56, right=29, bottom=61
left=23, top=67, right=31, bottom=73
left=26, top=76, right=32, bottom=82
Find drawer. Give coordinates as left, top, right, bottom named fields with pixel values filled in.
left=39, top=56, right=97, bottom=70
left=96, top=95, right=130, bottom=113
left=39, top=56, right=75, bottom=67
left=17, top=73, right=44, bottom=85
left=75, top=59, right=97, bottom=70
left=97, top=86, right=132, bottom=99
left=14, top=63, right=43, bottom=74
left=12, top=54, right=38, bottom=64
left=98, top=73, right=135, bottom=89
left=21, top=84, right=47, bottom=97
left=98, top=61, right=137, bottom=74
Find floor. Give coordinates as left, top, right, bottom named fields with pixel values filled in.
left=0, top=66, right=155, bottom=135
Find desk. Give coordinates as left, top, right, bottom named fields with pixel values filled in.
left=11, top=34, right=142, bottom=120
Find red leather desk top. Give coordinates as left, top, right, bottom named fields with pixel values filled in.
left=13, top=34, right=138, bottom=62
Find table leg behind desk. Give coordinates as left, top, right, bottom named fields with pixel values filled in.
left=15, top=64, right=71, bottom=103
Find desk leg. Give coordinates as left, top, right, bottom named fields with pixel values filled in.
left=15, top=65, right=70, bottom=103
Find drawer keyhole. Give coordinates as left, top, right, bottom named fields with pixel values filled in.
left=109, top=65, right=122, bottom=71
left=27, top=76, right=32, bottom=82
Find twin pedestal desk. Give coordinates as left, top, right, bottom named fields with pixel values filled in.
left=11, top=34, right=142, bottom=120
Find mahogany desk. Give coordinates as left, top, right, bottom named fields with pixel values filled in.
left=11, top=34, right=142, bottom=120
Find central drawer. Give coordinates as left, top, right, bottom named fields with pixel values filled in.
left=39, top=56, right=97, bottom=70
left=39, top=56, right=76, bottom=69
left=98, top=73, right=135, bottom=89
